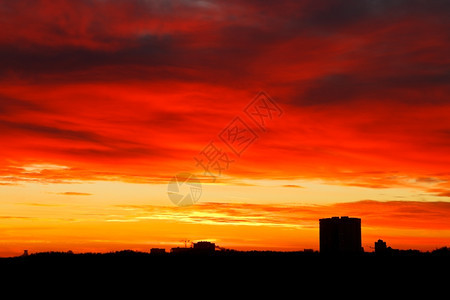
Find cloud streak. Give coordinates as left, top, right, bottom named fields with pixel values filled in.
left=56, top=192, right=92, bottom=196
left=114, top=200, right=450, bottom=232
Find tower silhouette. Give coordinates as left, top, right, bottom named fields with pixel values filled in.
left=319, top=216, right=362, bottom=254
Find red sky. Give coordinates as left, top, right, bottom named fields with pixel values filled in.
left=0, top=0, right=449, bottom=256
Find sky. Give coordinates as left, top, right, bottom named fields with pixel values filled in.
left=0, top=0, right=449, bottom=256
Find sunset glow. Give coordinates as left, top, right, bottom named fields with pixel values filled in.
left=0, top=0, right=449, bottom=257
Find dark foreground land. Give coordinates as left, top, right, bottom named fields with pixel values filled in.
left=1, top=250, right=449, bottom=291
left=2, top=249, right=449, bottom=271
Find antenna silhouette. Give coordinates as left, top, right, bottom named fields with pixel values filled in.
left=180, top=239, right=191, bottom=248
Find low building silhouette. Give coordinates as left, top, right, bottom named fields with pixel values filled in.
left=150, top=248, right=166, bottom=254
left=375, top=239, right=387, bottom=254
left=170, top=247, right=192, bottom=254
left=319, top=216, right=362, bottom=254
left=373, top=240, right=421, bottom=256
left=193, top=241, right=215, bottom=252
left=170, top=241, right=216, bottom=254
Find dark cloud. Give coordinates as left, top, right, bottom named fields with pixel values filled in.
left=289, top=0, right=450, bottom=33
left=291, top=70, right=450, bottom=106
left=0, top=0, right=448, bottom=88
left=299, top=74, right=363, bottom=105
left=0, top=35, right=256, bottom=85
left=0, top=119, right=167, bottom=161
left=0, top=95, right=46, bottom=114
left=60, top=146, right=166, bottom=160
left=0, top=35, right=173, bottom=76
left=0, top=120, right=103, bottom=142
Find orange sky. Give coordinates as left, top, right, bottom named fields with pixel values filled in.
left=0, top=0, right=449, bottom=257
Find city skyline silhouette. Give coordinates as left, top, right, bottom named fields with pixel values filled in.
left=2, top=216, right=448, bottom=259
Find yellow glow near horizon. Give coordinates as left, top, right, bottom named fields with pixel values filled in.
left=0, top=177, right=448, bottom=257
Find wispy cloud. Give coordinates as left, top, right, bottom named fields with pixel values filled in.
left=113, top=200, right=450, bottom=231
left=56, top=192, right=92, bottom=196
left=0, top=216, right=33, bottom=220
left=281, top=184, right=304, bottom=188
left=17, top=203, right=62, bottom=207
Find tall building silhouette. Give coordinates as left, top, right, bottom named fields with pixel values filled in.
left=319, top=216, right=362, bottom=254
